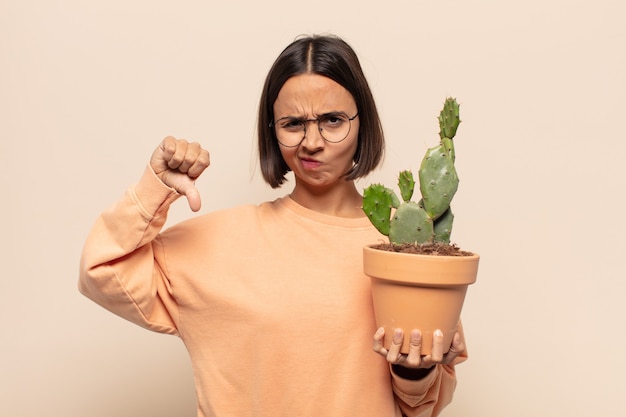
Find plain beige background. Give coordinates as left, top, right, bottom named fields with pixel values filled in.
left=2, top=0, right=625, bottom=416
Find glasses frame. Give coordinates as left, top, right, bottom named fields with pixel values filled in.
left=270, top=112, right=359, bottom=148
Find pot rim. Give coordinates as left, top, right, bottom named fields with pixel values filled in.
left=363, top=245, right=479, bottom=286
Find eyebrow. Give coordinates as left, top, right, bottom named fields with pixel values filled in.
left=277, top=111, right=347, bottom=120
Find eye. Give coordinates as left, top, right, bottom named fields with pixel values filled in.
left=278, top=118, right=305, bottom=131
left=320, top=113, right=348, bottom=129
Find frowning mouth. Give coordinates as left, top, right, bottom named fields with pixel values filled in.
left=300, top=157, right=322, bottom=170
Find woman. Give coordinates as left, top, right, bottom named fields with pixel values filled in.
left=79, top=34, right=466, bottom=417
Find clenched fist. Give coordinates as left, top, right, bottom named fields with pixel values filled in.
left=150, top=136, right=211, bottom=212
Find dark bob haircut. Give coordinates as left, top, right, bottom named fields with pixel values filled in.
left=258, top=34, right=385, bottom=188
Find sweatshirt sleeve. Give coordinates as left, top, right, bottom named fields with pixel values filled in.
left=78, top=166, right=183, bottom=335
left=392, top=325, right=468, bottom=417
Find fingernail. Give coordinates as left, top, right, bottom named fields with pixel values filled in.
left=434, top=329, right=443, bottom=337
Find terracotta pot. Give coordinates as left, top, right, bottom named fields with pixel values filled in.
left=363, top=245, right=479, bottom=355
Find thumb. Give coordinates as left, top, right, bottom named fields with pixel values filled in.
left=160, top=170, right=203, bottom=212
left=171, top=175, right=202, bottom=211
left=177, top=182, right=202, bottom=212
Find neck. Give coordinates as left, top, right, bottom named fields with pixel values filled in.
left=289, top=181, right=365, bottom=218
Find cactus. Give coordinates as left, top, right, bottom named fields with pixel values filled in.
left=363, top=97, right=462, bottom=245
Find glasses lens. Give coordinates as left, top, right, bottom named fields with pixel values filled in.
left=274, top=118, right=303, bottom=147
left=319, top=113, right=351, bottom=143
left=273, top=113, right=353, bottom=147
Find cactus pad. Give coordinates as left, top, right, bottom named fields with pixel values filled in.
left=419, top=143, right=459, bottom=219
left=363, top=184, right=399, bottom=236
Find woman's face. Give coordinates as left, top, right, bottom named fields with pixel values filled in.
left=273, top=74, right=359, bottom=191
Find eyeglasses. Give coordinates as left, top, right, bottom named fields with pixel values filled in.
left=270, top=112, right=359, bottom=148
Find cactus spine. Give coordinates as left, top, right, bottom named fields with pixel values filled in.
left=363, top=97, right=461, bottom=245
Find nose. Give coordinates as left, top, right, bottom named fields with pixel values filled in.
left=301, top=120, right=324, bottom=148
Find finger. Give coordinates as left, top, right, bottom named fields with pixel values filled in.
left=405, top=329, right=423, bottom=367
left=386, top=328, right=404, bottom=363
left=168, top=139, right=189, bottom=170
left=452, top=331, right=465, bottom=353
left=178, top=142, right=202, bottom=174
left=427, top=329, right=445, bottom=363
left=187, top=148, right=211, bottom=178
left=372, top=327, right=388, bottom=355
left=151, top=136, right=177, bottom=175
left=160, top=136, right=177, bottom=159
left=443, top=332, right=465, bottom=364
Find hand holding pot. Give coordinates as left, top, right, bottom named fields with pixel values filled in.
left=373, top=327, right=465, bottom=369
left=150, top=136, right=211, bottom=212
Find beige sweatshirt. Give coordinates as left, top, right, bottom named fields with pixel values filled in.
left=79, top=167, right=463, bottom=417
